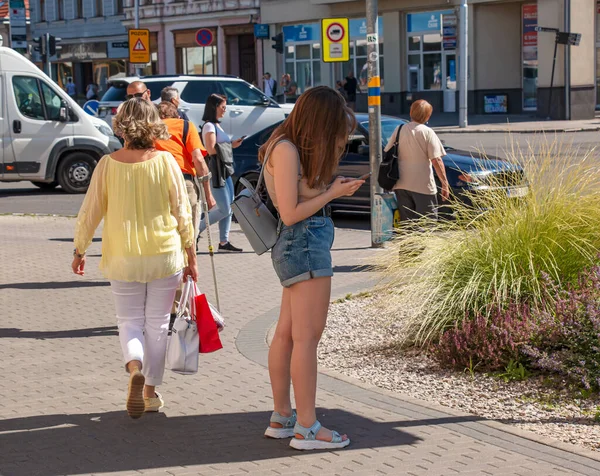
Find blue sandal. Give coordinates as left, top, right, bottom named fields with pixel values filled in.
left=264, top=410, right=297, bottom=439
left=289, top=420, right=350, bottom=450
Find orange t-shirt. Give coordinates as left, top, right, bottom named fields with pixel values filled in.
left=156, top=118, right=205, bottom=176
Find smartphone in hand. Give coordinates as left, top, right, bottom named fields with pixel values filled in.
left=356, top=172, right=371, bottom=181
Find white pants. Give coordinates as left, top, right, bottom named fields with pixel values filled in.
left=110, top=272, right=182, bottom=386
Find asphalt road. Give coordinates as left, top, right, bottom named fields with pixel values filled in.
left=1, top=131, right=598, bottom=218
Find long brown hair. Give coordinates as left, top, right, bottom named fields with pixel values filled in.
left=259, top=86, right=356, bottom=189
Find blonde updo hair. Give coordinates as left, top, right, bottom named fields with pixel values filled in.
left=113, top=98, right=169, bottom=149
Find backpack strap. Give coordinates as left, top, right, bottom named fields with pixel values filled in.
left=182, top=119, right=189, bottom=148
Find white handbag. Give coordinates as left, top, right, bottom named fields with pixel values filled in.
left=165, top=277, right=199, bottom=375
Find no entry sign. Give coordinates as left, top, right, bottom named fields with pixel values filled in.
left=196, top=29, right=214, bottom=47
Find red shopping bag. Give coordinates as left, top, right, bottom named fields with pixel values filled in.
left=193, top=293, right=223, bottom=353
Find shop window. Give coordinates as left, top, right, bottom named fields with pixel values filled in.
left=522, top=3, right=538, bottom=110
left=180, top=81, right=222, bottom=105
left=284, top=42, right=322, bottom=96
left=95, top=0, right=103, bottom=17
left=177, top=46, right=217, bottom=75
left=406, top=11, right=455, bottom=92
left=340, top=41, right=384, bottom=92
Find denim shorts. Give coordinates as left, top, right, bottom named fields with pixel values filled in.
left=271, top=216, right=335, bottom=287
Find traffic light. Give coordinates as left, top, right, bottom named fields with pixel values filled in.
left=271, top=33, right=283, bottom=54
left=48, top=34, right=62, bottom=57
left=32, top=35, right=46, bottom=56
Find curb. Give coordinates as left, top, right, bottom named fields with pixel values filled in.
left=238, top=280, right=600, bottom=473
left=434, top=127, right=600, bottom=134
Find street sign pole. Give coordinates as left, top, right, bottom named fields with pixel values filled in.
left=134, top=0, right=142, bottom=77
left=366, top=0, right=382, bottom=248
left=459, top=0, right=468, bottom=128
left=548, top=34, right=559, bottom=120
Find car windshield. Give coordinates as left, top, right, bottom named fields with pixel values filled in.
left=101, top=80, right=174, bottom=103
left=101, top=84, right=127, bottom=102
left=360, top=119, right=407, bottom=145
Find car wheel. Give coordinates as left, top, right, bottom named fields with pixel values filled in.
left=31, top=181, right=58, bottom=190
left=57, top=152, right=97, bottom=194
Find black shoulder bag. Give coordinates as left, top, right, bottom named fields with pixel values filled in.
left=377, top=124, right=403, bottom=191
left=203, top=122, right=235, bottom=189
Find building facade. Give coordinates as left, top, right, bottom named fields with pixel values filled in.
left=1, top=0, right=31, bottom=52
left=123, top=0, right=262, bottom=85
left=261, top=0, right=597, bottom=120
left=31, top=0, right=128, bottom=99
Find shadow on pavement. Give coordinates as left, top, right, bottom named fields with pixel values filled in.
left=0, top=188, right=65, bottom=198
left=0, top=408, right=428, bottom=475
left=0, top=326, right=118, bottom=339
left=0, top=281, right=110, bottom=289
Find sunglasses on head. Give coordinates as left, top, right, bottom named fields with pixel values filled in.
left=126, top=91, right=148, bottom=100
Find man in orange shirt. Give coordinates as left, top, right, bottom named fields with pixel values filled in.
left=156, top=101, right=215, bottom=245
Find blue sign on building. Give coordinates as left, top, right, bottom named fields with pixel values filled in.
left=254, top=24, right=270, bottom=39
left=83, top=100, right=100, bottom=116
left=407, top=11, right=454, bottom=33
left=349, top=17, right=384, bottom=39
left=283, top=23, right=320, bottom=43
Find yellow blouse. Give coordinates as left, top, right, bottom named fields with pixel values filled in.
left=74, top=152, right=194, bottom=283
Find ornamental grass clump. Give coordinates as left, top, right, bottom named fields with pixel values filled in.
left=378, top=138, right=600, bottom=346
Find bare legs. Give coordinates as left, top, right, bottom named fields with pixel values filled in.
left=268, top=277, right=348, bottom=442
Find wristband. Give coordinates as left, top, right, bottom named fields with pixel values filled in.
left=73, top=249, right=86, bottom=258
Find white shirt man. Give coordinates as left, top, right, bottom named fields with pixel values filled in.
left=263, top=73, right=277, bottom=98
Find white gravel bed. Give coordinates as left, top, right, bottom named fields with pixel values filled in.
left=318, top=296, right=600, bottom=452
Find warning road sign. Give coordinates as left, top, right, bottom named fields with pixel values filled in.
left=321, top=18, right=349, bottom=63
left=129, top=29, right=150, bottom=64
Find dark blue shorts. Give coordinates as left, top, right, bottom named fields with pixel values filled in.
left=271, top=216, right=335, bottom=287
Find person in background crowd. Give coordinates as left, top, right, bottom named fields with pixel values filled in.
left=161, top=86, right=190, bottom=121
left=66, top=78, right=77, bottom=99
left=262, top=86, right=364, bottom=451
left=279, top=74, right=291, bottom=103
left=384, top=99, right=449, bottom=223
left=156, top=101, right=215, bottom=244
left=72, top=98, right=197, bottom=419
left=126, top=81, right=152, bottom=102
left=86, top=82, right=99, bottom=101
left=263, top=72, right=277, bottom=99
left=200, top=94, right=244, bottom=253
left=343, top=71, right=358, bottom=111
left=335, top=80, right=347, bottom=102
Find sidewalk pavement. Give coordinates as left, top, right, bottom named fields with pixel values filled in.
left=1, top=215, right=600, bottom=476
left=395, top=113, right=600, bottom=133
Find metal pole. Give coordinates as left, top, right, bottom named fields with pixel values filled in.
left=564, top=0, right=571, bottom=120
left=45, top=33, right=51, bottom=78
left=134, top=0, right=142, bottom=77
left=459, top=0, right=468, bottom=128
left=548, top=36, right=558, bottom=120
left=366, top=0, right=383, bottom=248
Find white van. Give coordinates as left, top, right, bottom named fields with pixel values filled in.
left=0, top=47, right=121, bottom=193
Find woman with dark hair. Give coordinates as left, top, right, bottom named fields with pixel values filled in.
left=72, top=98, right=197, bottom=419
left=199, top=94, right=244, bottom=253
left=260, top=86, right=364, bottom=450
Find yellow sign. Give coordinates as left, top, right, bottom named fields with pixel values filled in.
left=321, top=18, right=349, bottom=63
left=129, top=29, right=150, bottom=64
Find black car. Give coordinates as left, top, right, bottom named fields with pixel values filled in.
left=232, top=114, right=528, bottom=214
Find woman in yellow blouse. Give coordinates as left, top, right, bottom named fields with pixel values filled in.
left=72, top=98, right=196, bottom=419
